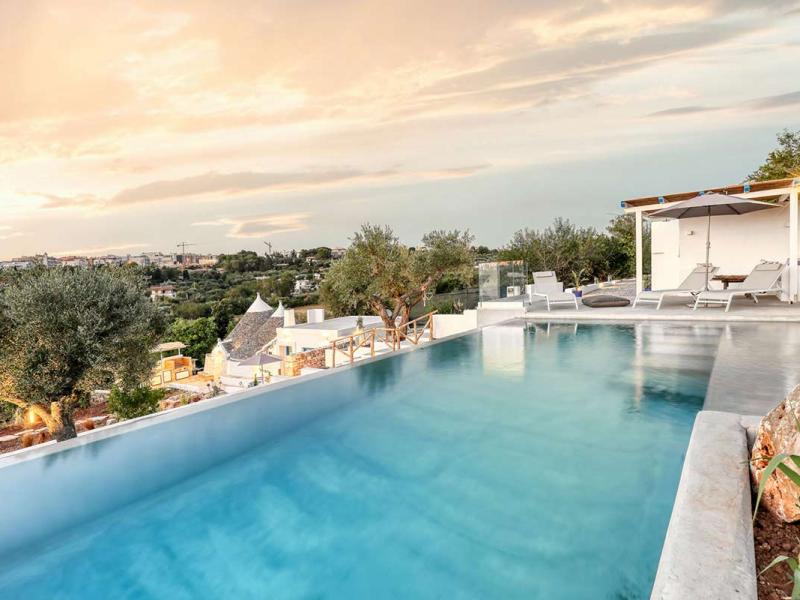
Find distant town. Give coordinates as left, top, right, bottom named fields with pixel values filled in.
left=0, top=248, right=347, bottom=271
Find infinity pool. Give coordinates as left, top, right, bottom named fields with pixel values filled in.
left=0, top=322, right=721, bottom=599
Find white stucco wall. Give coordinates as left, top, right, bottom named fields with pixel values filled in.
left=650, top=204, right=792, bottom=291
left=432, top=310, right=478, bottom=338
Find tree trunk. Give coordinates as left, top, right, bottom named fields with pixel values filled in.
left=28, top=403, right=59, bottom=432
left=49, top=401, right=77, bottom=441
left=0, top=395, right=78, bottom=441
left=371, top=300, right=395, bottom=330
left=395, top=305, right=412, bottom=340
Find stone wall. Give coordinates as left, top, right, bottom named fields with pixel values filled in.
left=283, top=347, right=327, bottom=376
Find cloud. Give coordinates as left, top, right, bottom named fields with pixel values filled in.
left=420, top=24, right=748, bottom=102
left=193, top=212, right=310, bottom=239
left=33, top=193, right=105, bottom=210
left=0, top=230, right=24, bottom=241
left=30, top=164, right=490, bottom=210
left=0, top=1, right=788, bottom=162
left=51, top=243, right=150, bottom=256
left=648, top=89, right=800, bottom=117
left=111, top=169, right=387, bottom=205
left=648, top=105, right=720, bottom=117
left=745, top=90, right=800, bottom=110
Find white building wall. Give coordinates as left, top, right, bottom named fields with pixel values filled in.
left=651, top=220, right=681, bottom=290
left=432, top=310, right=478, bottom=338
left=650, top=204, right=793, bottom=291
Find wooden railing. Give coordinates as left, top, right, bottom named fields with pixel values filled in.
left=330, top=311, right=437, bottom=368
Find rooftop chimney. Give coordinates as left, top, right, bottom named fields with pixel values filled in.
left=306, top=308, right=325, bottom=324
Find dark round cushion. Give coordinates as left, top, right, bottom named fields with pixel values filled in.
left=582, top=295, right=631, bottom=308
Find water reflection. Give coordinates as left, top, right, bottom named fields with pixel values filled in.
left=426, top=335, right=474, bottom=371
left=355, top=353, right=404, bottom=395
left=481, top=324, right=526, bottom=376
left=528, top=321, right=579, bottom=338
left=628, top=322, right=723, bottom=413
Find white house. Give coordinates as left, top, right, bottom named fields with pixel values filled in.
left=149, top=285, right=177, bottom=301
left=293, top=278, right=316, bottom=295
left=622, top=177, right=800, bottom=299
left=274, top=311, right=383, bottom=356
left=204, top=295, right=286, bottom=387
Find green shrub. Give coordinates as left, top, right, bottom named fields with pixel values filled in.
left=108, top=386, right=165, bottom=420
left=428, top=298, right=464, bottom=315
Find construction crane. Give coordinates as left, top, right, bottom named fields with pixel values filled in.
left=263, top=241, right=273, bottom=256
left=176, top=242, right=197, bottom=268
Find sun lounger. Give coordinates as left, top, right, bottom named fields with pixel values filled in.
left=632, top=264, right=718, bottom=310
left=528, top=271, right=579, bottom=311
left=693, top=261, right=784, bottom=312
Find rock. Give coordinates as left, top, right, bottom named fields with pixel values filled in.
left=0, top=434, right=18, bottom=443
left=90, top=390, right=110, bottom=405
left=751, top=384, right=800, bottom=522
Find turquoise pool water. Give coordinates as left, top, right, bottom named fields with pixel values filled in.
left=0, top=322, right=719, bottom=599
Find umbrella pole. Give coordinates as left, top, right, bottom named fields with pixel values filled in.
left=705, top=206, right=711, bottom=291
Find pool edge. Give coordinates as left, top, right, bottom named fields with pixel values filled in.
left=0, top=327, right=481, bottom=470
left=650, top=410, right=757, bottom=600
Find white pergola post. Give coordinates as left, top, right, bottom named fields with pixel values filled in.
left=635, top=210, right=644, bottom=295
left=791, top=184, right=799, bottom=302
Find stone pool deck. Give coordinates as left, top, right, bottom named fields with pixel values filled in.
left=524, top=296, right=800, bottom=322
left=652, top=411, right=757, bottom=600
left=643, top=321, right=800, bottom=599
left=704, top=323, right=800, bottom=416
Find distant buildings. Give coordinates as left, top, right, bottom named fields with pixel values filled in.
left=0, top=251, right=219, bottom=270
left=293, top=278, right=316, bottom=295
left=0, top=253, right=58, bottom=270
left=58, top=256, right=89, bottom=268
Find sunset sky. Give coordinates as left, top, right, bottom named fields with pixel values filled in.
left=2, top=1, right=799, bottom=259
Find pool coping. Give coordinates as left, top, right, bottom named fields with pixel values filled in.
left=0, top=327, right=479, bottom=470
left=650, top=410, right=758, bottom=600
left=522, top=310, right=800, bottom=323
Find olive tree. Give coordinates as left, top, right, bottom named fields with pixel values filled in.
left=320, top=225, right=473, bottom=329
left=749, top=129, right=800, bottom=182
left=0, top=268, right=163, bottom=440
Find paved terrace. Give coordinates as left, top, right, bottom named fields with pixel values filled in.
left=524, top=295, right=800, bottom=322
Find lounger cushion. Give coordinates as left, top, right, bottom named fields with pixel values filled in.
left=582, top=295, right=630, bottom=308
left=696, top=288, right=779, bottom=301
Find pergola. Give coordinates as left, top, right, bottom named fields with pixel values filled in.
left=621, top=177, right=800, bottom=299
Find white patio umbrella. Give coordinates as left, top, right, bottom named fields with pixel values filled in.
left=239, top=352, right=282, bottom=383
left=648, top=193, right=778, bottom=291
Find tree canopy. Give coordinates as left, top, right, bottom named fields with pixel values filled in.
left=320, top=225, right=473, bottom=328
left=749, top=129, right=800, bottom=182
left=499, top=216, right=646, bottom=285
left=0, top=268, right=163, bottom=440
left=216, top=250, right=269, bottom=273
left=167, top=317, right=218, bottom=365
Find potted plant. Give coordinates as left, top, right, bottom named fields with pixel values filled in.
left=570, top=268, right=587, bottom=298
